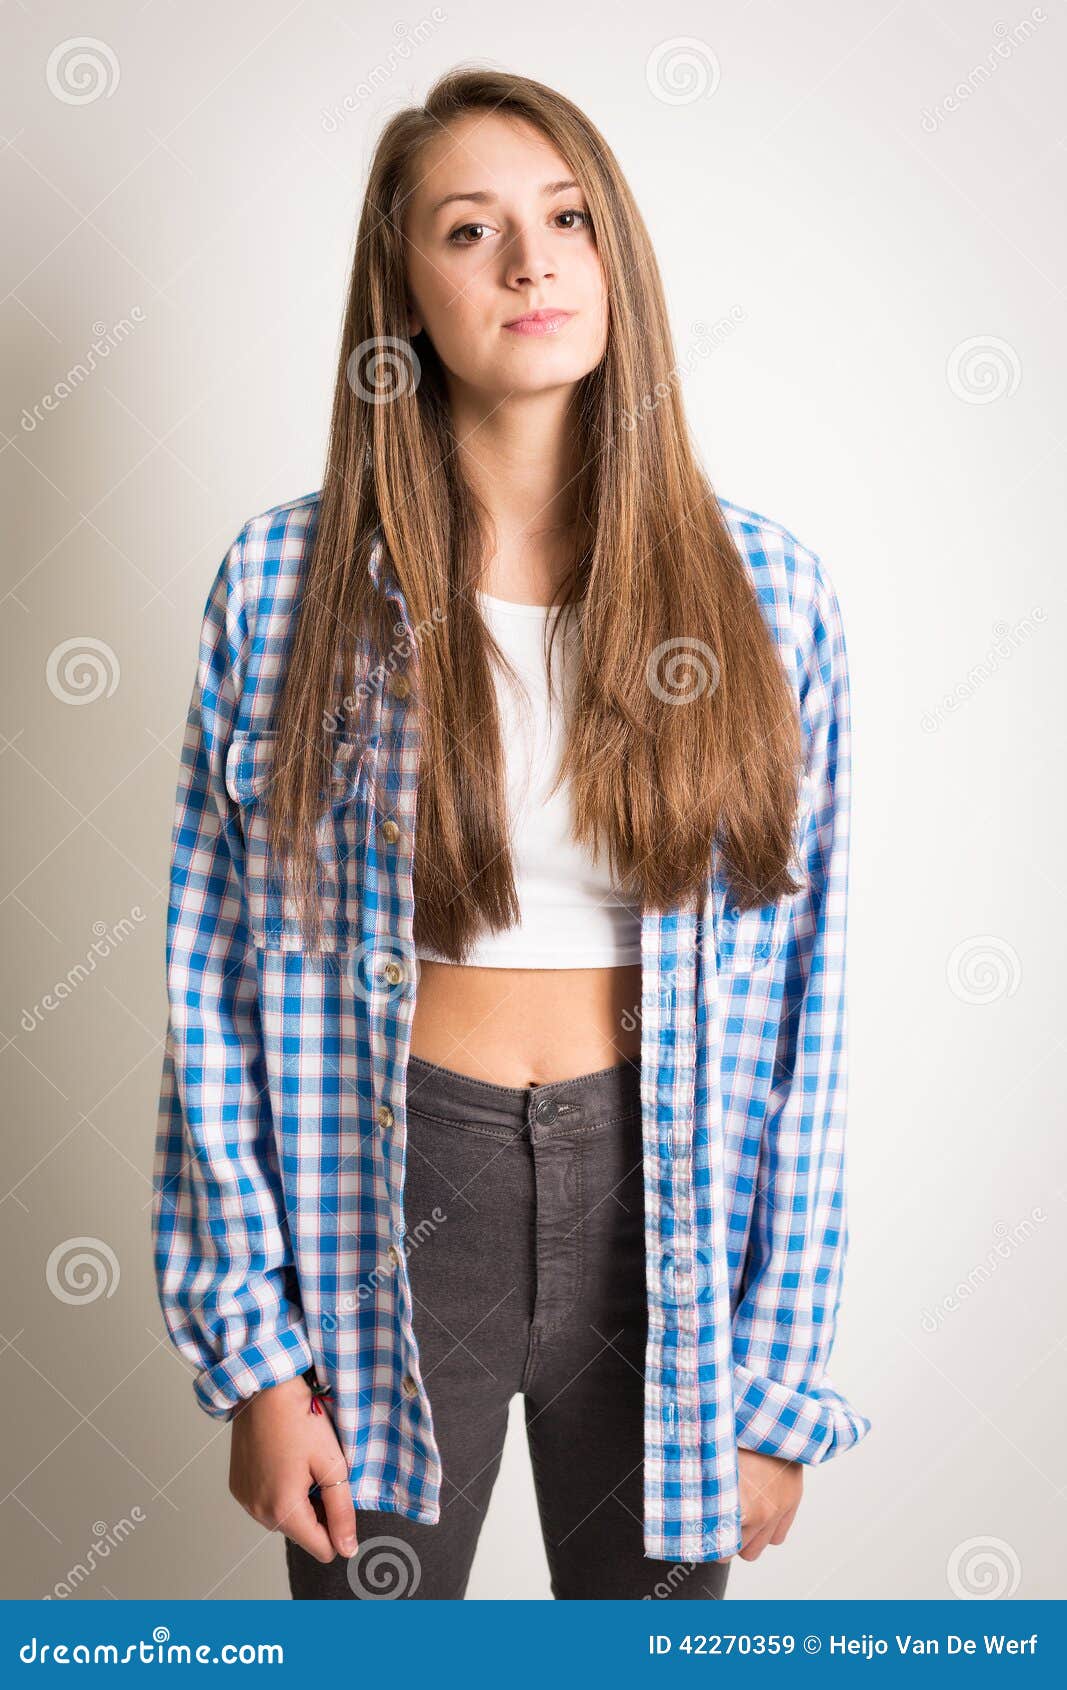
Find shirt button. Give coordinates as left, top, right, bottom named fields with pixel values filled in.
left=382, top=959, right=405, bottom=986
left=387, top=1243, right=403, bottom=1267
left=401, top=1373, right=418, bottom=1397
left=376, top=1103, right=395, bottom=1130
left=380, top=818, right=400, bottom=844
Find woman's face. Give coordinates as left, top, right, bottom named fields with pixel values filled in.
left=402, top=111, right=608, bottom=404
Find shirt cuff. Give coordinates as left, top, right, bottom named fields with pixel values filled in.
left=733, top=1361, right=872, bottom=1464
left=192, top=1324, right=316, bottom=1420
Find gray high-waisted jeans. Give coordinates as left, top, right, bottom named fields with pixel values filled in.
left=285, top=1051, right=731, bottom=1601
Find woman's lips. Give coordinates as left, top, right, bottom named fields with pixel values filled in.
left=502, top=310, right=576, bottom=336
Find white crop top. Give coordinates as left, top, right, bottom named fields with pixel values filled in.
left=414, top=589, right=643, bottom=968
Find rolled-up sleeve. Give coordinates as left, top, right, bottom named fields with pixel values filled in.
left=151, top=533, right=313, bottom=1420
left=731, top=553, right=871, bottom=1463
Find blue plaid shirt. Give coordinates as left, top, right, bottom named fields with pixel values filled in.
left=152, top=490, right=870, bottom=1562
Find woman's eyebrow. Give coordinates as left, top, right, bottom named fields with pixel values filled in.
left=429, top=178, right=581, bottom=216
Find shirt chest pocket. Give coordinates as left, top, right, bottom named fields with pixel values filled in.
left=711, top=887, right=790, bottom=972
left=709, top=774, right=816, bottom=974
left=224, top=730, right=369, bottom=950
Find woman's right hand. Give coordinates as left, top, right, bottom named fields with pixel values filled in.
left=228, top=1374, right=358, bottom=1563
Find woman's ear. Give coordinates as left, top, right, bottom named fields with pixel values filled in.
left=406, top=306, right=422, bottom=339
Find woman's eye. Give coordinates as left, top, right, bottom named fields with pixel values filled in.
left=448, top=222, right=491, bottom=246
left=447, top=208, right=592, bottom=246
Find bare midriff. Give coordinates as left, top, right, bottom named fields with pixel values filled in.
left=409, top=960, right=644, bottom=1087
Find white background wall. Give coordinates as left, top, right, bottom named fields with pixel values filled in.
left=2, top=0, right=1062, bottom=1600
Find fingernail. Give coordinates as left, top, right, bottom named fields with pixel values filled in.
left=340, top=1537, right=356, bottom=1555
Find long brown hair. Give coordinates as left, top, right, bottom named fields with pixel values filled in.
left=268, top=66, right=804, bottom=957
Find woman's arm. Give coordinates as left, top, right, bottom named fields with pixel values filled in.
left=730, top=551, right=872, bottom=1466
left=151, top=535, right=357, bottom=1562
left=151, top=531, right=316, bottom=1416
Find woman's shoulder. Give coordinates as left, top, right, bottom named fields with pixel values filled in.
left=716, top=492, right=846, bottom=667
left=230, top=489, right=323, bottom=591
left=229, top=489, right=390, bottom=607
left=717, top=493, right=825, bottom=594
left=209, top=492, right=327, bottom=730
left=216, top=492, right=390, bottom=733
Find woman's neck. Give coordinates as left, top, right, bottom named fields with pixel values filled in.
left=450, top=387, right=580, bottom=602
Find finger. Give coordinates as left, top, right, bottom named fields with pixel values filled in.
left=279, top=1491, right=337, bottom=1564
left=314, top=1470, right=358, bottom=1559
left=769, top=1502, right=799, bottom=1546
left=738, top=1518, right=777, bottom=1561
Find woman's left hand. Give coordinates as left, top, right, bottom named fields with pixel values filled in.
left=735, top=1448, right=804, bottom=1559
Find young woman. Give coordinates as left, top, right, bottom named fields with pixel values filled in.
left=152, top=67, right=870, bottom=1602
